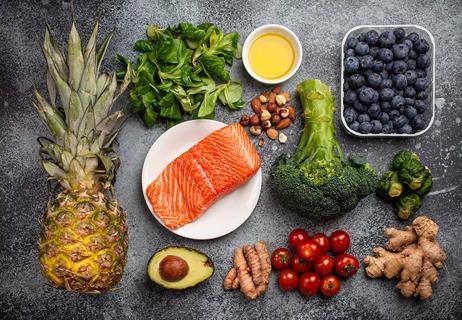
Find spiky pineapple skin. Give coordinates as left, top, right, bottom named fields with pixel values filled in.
left=39, top=190, right=128, bottom=292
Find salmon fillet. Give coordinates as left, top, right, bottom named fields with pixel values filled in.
left=146, top=123, right=261, bottom=229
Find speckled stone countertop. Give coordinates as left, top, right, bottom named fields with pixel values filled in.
left=1, top=0, right=461, bottom=319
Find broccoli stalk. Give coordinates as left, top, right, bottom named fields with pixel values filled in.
left=271, top=80, right=378, bottom=219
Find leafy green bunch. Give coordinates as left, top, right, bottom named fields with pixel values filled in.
left=118, top=22, right=244, bottom=127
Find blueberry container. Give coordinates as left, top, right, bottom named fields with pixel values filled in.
left=341, top=25, right=435, bottom=138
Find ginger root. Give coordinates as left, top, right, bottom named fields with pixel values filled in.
left=223, top=240, right=271, bottom=300
left=364, top=216, right=446, bottom=300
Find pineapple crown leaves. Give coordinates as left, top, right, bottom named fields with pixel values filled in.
left=34, top=21, right=131, bottom=192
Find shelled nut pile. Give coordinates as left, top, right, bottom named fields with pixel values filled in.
left=240, top=86, right=296, bottom=146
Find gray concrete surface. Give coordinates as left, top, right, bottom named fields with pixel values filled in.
left=1, top=0, right=461, bottom=319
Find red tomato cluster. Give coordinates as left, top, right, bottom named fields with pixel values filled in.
left=271, top=229, right=359, bottom=298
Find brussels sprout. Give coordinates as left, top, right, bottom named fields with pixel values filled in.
left=398, top=158, right=428, bottom=190
left=391, top=150, right=420, bottom=170
left=415, top=168, right=433, bottom=196
left=377, top=171, right=403, bottom=200
left=394, top=193, right=421, bottom=220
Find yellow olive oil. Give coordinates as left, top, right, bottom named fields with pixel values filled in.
left=249, top=33, right=295, bottom=80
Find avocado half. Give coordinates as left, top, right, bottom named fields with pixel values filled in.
left=147, top=246, right=214, bottom=290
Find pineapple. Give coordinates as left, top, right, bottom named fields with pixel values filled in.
left=34, top=21, right=131, bottom=293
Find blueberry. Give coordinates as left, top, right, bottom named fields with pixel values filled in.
left=343, top=107, right=358, bottom=124
left=407, top=32, right=420, bottom=43
left=359, top=55, right=374, bottom=70
left=380, top=101, right=391, bottom=112
left=414, top=39, right=430, bottom=53
left=395, top=89, right=404, bottom=97
left=379, top=70, right=390, bottom=80
left=344, top=56, right=360, bottom=73
left=368, top=103, right=381, bottom=118
left=394, top=28, right=406, bottom=42
left=355, top=42, right=370, bottom=55
left=411, top=114, right=426, bottom=130
left=415, top=69, right=427, bottom=78
left=378, top=48, right=394, bottom=62
left=405, top=70, right=418, bottom=85
left=358, top=87, right=377, bottom=104
left=359, top=122, right=373, bottom=134
left=378, top=112, right=390, bottom=124
left=358, top=113, right=371, bottom=123
left=417, top=54, right=431, bottom=69
left=402, top=39, right=414, bottom=50
left=367, top=73, right=382, bottom=88
left=379, top=31, right=396, bottom=48
left=385, top=61, right=394, bottom=72
left=405, top=98, right=415, bottom=106
left=349, top=74, right=365, bottom=89
left=409, top=50, right=418, bottom=59
left=368, top=120, right=381, bottom=133
left=362, top=69, right=374, bottom=78
left=380, top=88, right=395, bottom=101
left=416, top=91, right=429, bottom=100
left=380, top=79, right=393, bottom=89
left=382, top=122, right=394, bottom=134
left=349, top=121, right=360, bottom=132
left=344, top=90, right=358, bottom=104
left=398, top=124, right=413, bottom=134
left=372, top=90, right=380, bottom=103
left=407, top=59, right=417, bottom=70
left=353, top=100, right=368, bottom=113
left=392, top=60, right=408, bottom=74
left=391, top=95, right=406, bottom=109
left=371, top=59, right=385, bottom=72
left=394, top=114, right=409, bottom=128
left=365, top=30, right=379, bottom=45
left=414, top=78, right=429, bottom=92
left=389, top=109, right=400, bottom=120
left=356, top=85, right=367, bottom=95
left=392, top=43, right=410, bottom=59
left=345, top=48, right=356, bottom=57
left=369, top=46, right=380, bottom=58
left=404, top=86, right=417, bottom=98
left=343, top=81, right=350, bottom=91
left=346, top=37, right=359, bottom=49
left=415, top=99, right=428, bottom=113
left=393, top=74, right=408, bottom=89
left=358, top=33, right=366, bottom=42
left=404, top=106, right=418, bottom=119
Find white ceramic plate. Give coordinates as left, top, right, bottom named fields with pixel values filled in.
left=141, top=119, right=262, bottom=240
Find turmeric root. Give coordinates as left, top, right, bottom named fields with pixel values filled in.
left=243, top=245, right=263, bottom=286
left=223, top=268, right=237, bottom=290
left=234, top=247, right=257, bottom=300
left=255, top=240, right=271, bottom=295
left=364, top=216, right=446, bottom=300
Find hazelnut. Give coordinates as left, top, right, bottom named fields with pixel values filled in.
left=287, top=105, right=296, bottom=121
left=251, top=98, right=262, bottom=114
left=261, top=120, right=272, bottom=130
left=279, top=108, right=289, bottom=118
left=270, top=113, right=281, bottom=125
left=250, top=114, right=260, bottom=126
left=268, top=92, right=276, bottom=104
left=278, top=132, right=288, bottom=144
left=258, top=138, right=265, bottom=147
left=272, top=85, right=281, bottom=94
left=239, top=114, right=250, bottom=126
left=250, top=125, right=262, bottom=136
left=276, top=118, right=292, bottom=130
left=276, top=94, right=287, bottom=106
left=281, top=92, right=290, bottom=102
left=267, top=103, right=278, bottom=113
left=260, top=109, right=271, bottom=121
left=159, top=255, right=189, bottom=282
left=266, top=128, right=278, bottom=140
left=259, top=95, right=268, bottom=103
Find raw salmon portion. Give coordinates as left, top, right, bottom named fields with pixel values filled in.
left=146, top=123, right=261, bottom=229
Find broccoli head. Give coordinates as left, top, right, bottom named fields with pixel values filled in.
left=271, top=80, right=378, bottom=220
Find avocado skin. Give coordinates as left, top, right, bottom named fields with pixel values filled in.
left=147, top=246, right=214, bottom=290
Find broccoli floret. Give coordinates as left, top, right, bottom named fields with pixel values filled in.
left=398, top=158, right=429, bottom=190
left=394, top=192, right=421, bottom=220
left=415, top=171, right=432, bottom=196
left=391, top=150, right=419, bottom=171
left=271, top=80, right=378, bottom=219
left=377, top=171, right=403, bottom=200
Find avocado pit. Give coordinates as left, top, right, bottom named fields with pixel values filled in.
left=159, top=255, right=189, bottom=282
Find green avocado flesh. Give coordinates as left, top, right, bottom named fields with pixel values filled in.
left=147, top=246, right=214, bottom=289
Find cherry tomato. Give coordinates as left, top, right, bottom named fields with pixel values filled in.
left=278, top=269, right=299, bottom=291
left=298, top=272, right=321, bottom=296
left=311, top=232, right=330, bottom=255
left=329, top=230, right=351, bottom=253
left=313, top=255, right=334, bottom=276
left=297, top=240, right=321, bottom=262
left=319, top=275, right=341, bottom=297
left=290, top=255, right=313, bottom=273
left=271, top=248, right=292, bottom=270
left=334, top=254, right=360, bottom=277
left=288, top=228, right=310, bottom=249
